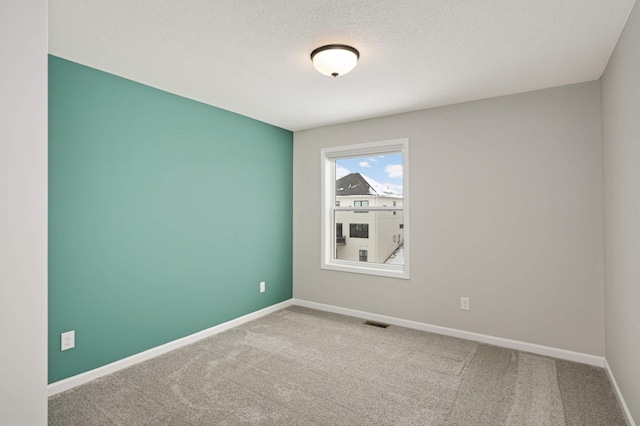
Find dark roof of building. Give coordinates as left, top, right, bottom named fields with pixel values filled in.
left=336, top=172, right=401, bottom=197
left=336, top=173, right=371, bottom=196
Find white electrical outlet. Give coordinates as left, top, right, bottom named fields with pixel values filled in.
left=460, top=297, right=470, bottom=310
left=260, top=281, right=266, bottom=293
left=61, top=330, right=75, bottom=351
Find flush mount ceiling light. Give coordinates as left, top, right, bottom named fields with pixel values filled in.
left=310, top=44, right=360, bottom=77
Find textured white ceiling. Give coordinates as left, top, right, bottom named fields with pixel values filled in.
left=49, top=0, right=636, bottom=131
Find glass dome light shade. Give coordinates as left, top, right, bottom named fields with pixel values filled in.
left=311, top=45, right=359, bottom=77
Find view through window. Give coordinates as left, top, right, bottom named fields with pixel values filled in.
left=334, top=153, right=404, bottom=266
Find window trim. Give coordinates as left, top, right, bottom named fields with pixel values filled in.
left=320, top=138, right=410, bottom=279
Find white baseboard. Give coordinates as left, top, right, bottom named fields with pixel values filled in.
left=48, top=299, right=294, bottom=396
left=604, top=359, right=637, bottom=426
left=292, top=298, right=605, bottom=368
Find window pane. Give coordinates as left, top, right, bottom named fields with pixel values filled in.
left=333, top=152, right=404, bottom=266
left=335, top=154, right=403, bottom=202
left=335, top=210, right=404, bottom=265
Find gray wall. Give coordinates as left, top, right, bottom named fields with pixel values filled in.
left=0, top=0, right=48, bottom=424
left=293, top=82, right=605, bottom=356
left=601, top=1, right=640, bottom=422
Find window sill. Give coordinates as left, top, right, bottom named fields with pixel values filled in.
left=321, top=260, right=409, bottom=280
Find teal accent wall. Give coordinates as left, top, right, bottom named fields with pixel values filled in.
left=48, top=56, right=293, bottom=383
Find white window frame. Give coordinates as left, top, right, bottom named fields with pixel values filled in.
left=321, top=138, right=410, bottom=279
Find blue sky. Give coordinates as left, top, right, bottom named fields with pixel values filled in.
left=336, top=153, right=403, bottom=194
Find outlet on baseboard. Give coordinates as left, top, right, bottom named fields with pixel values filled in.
left=260, top=281, right=266, bottom=293
left=61, top=330, right=75, bottom=351
left=460, top=297, right=470, bottom=311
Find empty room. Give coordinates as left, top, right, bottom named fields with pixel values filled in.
left=1, top=1, right=639, bottom=425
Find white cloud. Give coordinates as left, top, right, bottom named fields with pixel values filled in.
left=368, top=157, right=378, bottom=163
left=336, top=166, right=350, bottom=179
left=385, top=164, right=403, bottom=179
left=359, top=161, right=371, bottom=168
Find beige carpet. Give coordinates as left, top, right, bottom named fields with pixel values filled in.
left=49, top=306, right=628, bottom=425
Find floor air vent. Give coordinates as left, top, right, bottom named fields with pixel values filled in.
left=363, top=320, right=390, bottom=329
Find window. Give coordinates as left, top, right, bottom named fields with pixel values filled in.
left=321, top=139, right=409, bottom=279
left=350, top=223, right=369, bottom=238
left=336, top=223, right=345, bottom=245
left=354, top=200, right=368, bottom=213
